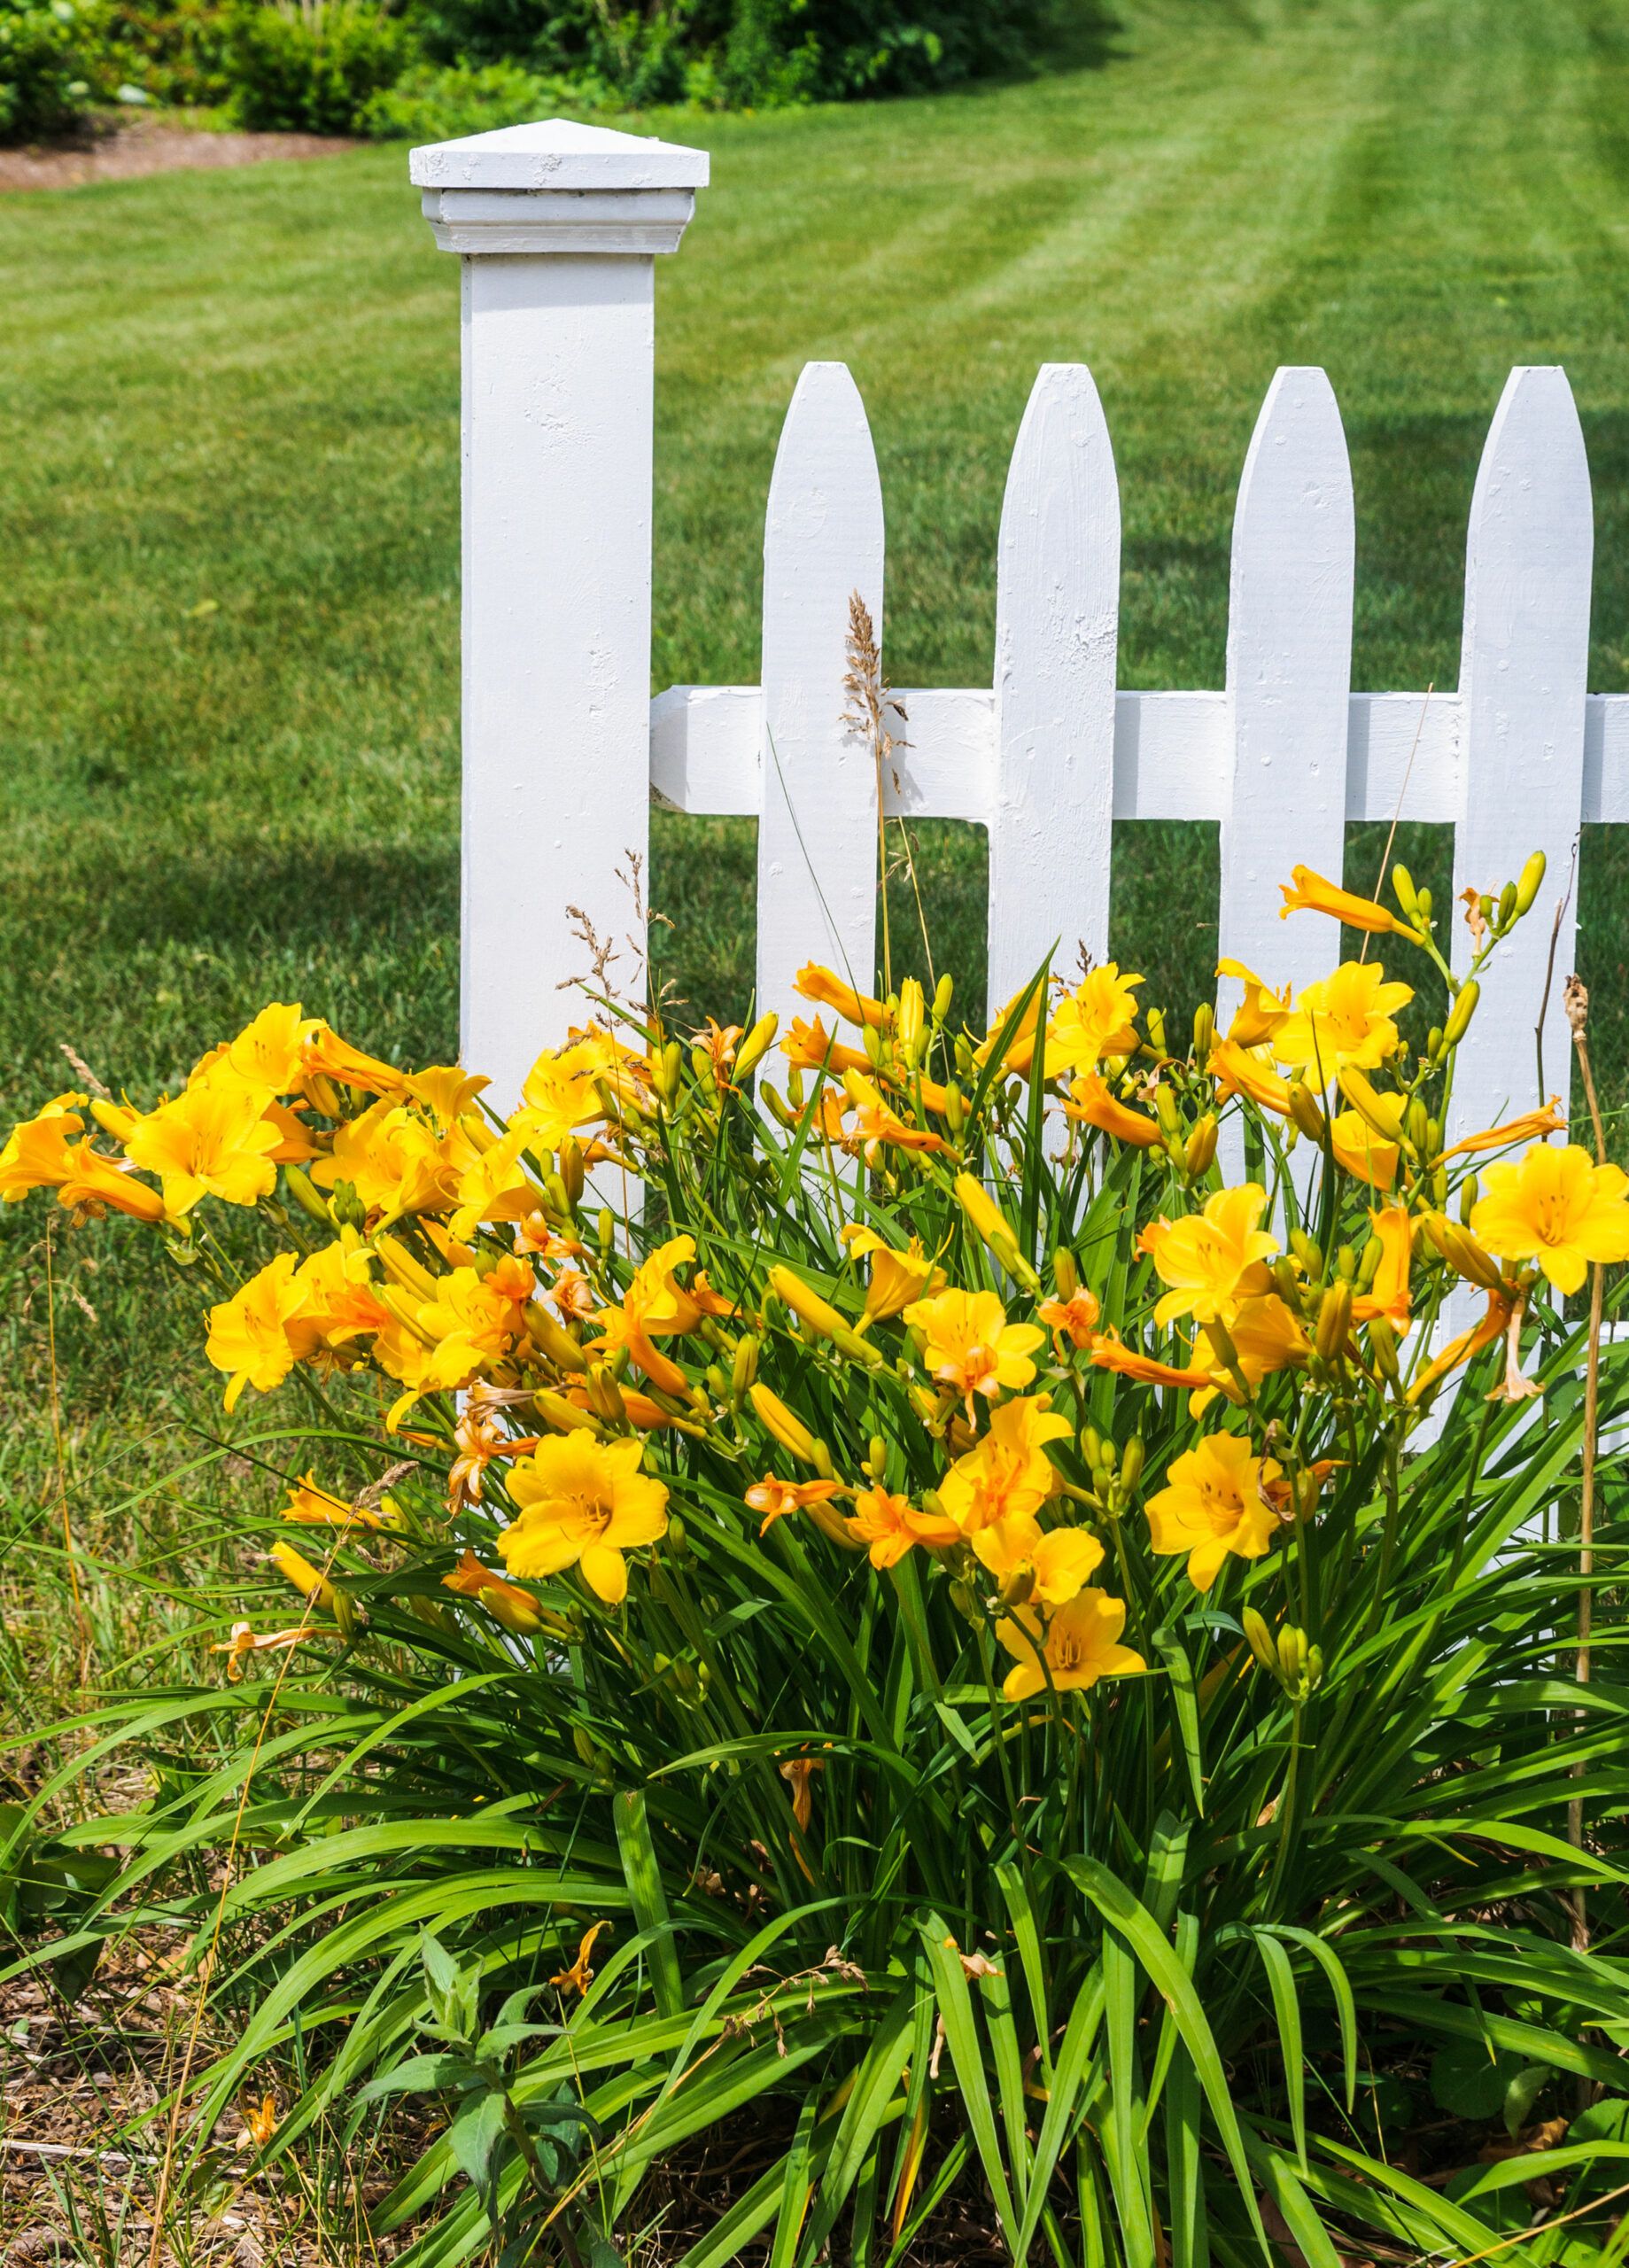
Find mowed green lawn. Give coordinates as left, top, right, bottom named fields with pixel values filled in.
left=4, top=0, right=1629, bottom=1499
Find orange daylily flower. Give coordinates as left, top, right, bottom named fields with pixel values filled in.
left=1038, top=1287, right=1103, bottom=1350
left=1088, top=1332, right=1219, bottom=1394
left=1352, top=1207, right=1414, bottom=1332
left=1065, top=1074, right=1164, bottom=1147
left=442, top=1547, right=551, bottom=1635
left=1443, top=1098, right=1567, bottom=1160
left=1408, top=1291, right=1515, bottom=1404
left=1278, top=866, right=1411, bottom=936
left=212, top=1620, right=307, bottom=1681
left=1216, top=960, right=1292, bottom=1048
left=550, top=1920, right=609, bottom=1997
left=745, top=1474, right=843, bottom=1537
left=844, top=1487, right=959, bottom=1567
left=779, top=1753, right=826, bottom=1832
left=795, top=964, right=888, bottom=1031
left=1208, top=1040, right=1292, bottom=1117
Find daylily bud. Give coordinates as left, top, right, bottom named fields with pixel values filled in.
left=934, top=973, right=955, bottom=1022
left=735, top=1011, right=779, bottom=1081
left=731, top=1333, right=759, bottom=1405
left=1417, top=887, right=1432, bottom=920
left=1121, top=1436, right=1144, bottom=1492
left=535, top=1388, right=602, bottom=1435
left=867, top=1433, right=888, bottom=1480
left=585, top=1363, right=627, bottom=1425
left=1497, top=882, right=1517, bottom=931
left=525, top=1302, right=588, bottom=1373
left=1290, top=1230, right=1323, bottom=1278
left=1154, top=1085, right=1182, bottom=1139
left=1427, top=1026, right=1444, bottom=1063
left=999, top=1565, right=1036, bottom=1610
left=1146, top=1007, right=1168, bottom=1058
left=1336, top=1244, right=1357, bottom=1281
left=544, top=1171, right=572, bottom=1220
left=1443, top=980, right=1480, bottom=1048
left=1052, top=1247, right=1079, bottom=1301
left=749, top=1383, right=820, bottom=1467
left=1277, top=1625, right=1307, bottom=1687
left=1459, top=1172, right=1479, bottom=1225
left=1081, top=1425, right=1104, bottom=1471
left=954, top=1171, right=1037, bottom=1288
left=598, top=1208, right=616, bottom=1260
left=1242, top=1607, right=1278, bottom=1675
left=284, top=1165, right=333, bottom=1227
left=1184, top=1113, right=1219, bottom=1177
left=558, top=1139, right=584, bottom=1207
left=667, top=1515, right=688, bottom=1558
left=1191, top=1003, right=1214, bottom=1068
left=1392, top=864, right=1419, bottom=922
left=1287, top=1083, right=1325, bottom=1144
left=1272, top=1257, right=1302, bottom=1308
left=375, top=1234, right=437, bottom=1301
left=1369, top=1317, right=1400, bottom=1383
left=1515, top=850, right=1547, bottom=917
left=1358, top=1234, right=1384, bottom=1288
left=863, top=1022, right=886, bottom=1070
left=1339, top=1068, right=1409, bottom=1151
left=1425, top=1213, right=1505, bottom=1292
left=1314, top=1282, right=1351, bottom=1362
left=760, top=1083, right=795, bottom=1128
left=944, top=1081, right=966, bottom=1136
left=897, top=978, right=926, bottom=1064
left=768, top=1264, right=848, bottom=1342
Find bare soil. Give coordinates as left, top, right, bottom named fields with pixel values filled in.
left=0, top=115, right=356, bottom=193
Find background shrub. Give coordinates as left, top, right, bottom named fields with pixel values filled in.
left=0, top=0, right=103, bottom=139
left=224, top=0, right=407, bottom=129
left=357, top=52, right=604, bottom=136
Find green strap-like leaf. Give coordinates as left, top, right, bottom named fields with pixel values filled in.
left=614, top=1787, right=684, bottom=2022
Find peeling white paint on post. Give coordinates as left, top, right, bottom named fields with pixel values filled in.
left=756, top=362, right=886, bottom=1039
left=1450, top=368, right=1592, bottom=1146
left=989, top=364, right=1121, bottom=1021
left=414, top=120, right=708, bottom=1108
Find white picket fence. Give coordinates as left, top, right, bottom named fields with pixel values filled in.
left=414, top=119, right=1619, bottom=1155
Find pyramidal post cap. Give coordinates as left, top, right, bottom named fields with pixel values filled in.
left=409, top=118, right=710, bottom=194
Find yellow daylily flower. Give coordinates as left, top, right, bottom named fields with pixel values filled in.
left=1138, top=1184, right=1277, bottom=1328
left=971, top=1517, right=1105, bottom=1604
left=937, top=1396, right=1070, bottom=1535
left=1216, top=960, right=1292, bottom=1048
left=549, top=1920, right=609, bottom=1997
left=904, top=1287, right=1044, bottom=1403
left=1352, top=1208, right=1414, bottom=1332
left=123, top=1068, right=282, bottom=1215
left=1144, top=1433, right=1282, bottom=1590
left=842, top=1224, right=946, bottom=1325
left=207, top=1254, right=313, bottom=1412
left=221, top=1002, right=314, bottom=1093
left=1330, top=1105, right=1401, bottom=1190
left=996, top=1590, right=1145, bottom=1702
left=1208, top=1040, right=1292, bottom=1118
left=1046, top=965, right=1143, bottom=1077
left=1278, top=865, right=1411, bottom=936
left=268, top=1540, right=339, bottom=1613
left=500, top=1434, right=669, bottom=1604
left=1272, top=963, right=1413, bottom=1086
left=1470, top=1142, right=1629, bottom=1297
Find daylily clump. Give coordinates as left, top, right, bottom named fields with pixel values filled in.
left=1, top=843, right=1603, bottom=1699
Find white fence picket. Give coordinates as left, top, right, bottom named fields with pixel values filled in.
left=1449, top=366, right=1593, bottom=1145
left=756, top=361, right=887, bottom=1041
left=1216, top=368, right=1355, bottom=1029
left=989, top=364, right=1121, bottom=1017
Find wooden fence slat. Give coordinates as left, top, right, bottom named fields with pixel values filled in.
left=1217, top=367, right=1355, bottom=1033
left=989, top=364, right=1121, bottom=1019
left=1449, top=367, right=1592, bottom=1146
left=756, top=361, right=886, bottom=1039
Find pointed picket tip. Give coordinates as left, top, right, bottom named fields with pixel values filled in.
left=1462, top=368, right=1592, bottom=626
left=766, top=362, right=882, bottom=533
left=1230, top=366, right=1354, bottom=575
left=998, top=362, right=1118, bottom=552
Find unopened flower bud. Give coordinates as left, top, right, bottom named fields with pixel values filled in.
left=1391, top=863, right=1419, bottom=922
left=944, top=1080, right=966, bottom=1135
left=1369, top=1317, right=1400, bottom=1383
left=735, top=1012, right=779, bottom=1080
left=1183, top=1113, right=1219, bottom=1177
left=561, top=1139, right=586, bottom=1206
left=1336, top=1243, right=1357, bottom=1282
left=1416, top=886, right=1432, bottom=921
left=749, top=1383, right=820, bottom=1467
left=1425, top=1213, right=1504, bottom=1292
left=1497, top=881, right=1517, bottom=931
left=954, top=1171, right=1037, bottom=1288
left=1120, top=1436, right=1144, bottom=1492
left=1052, top=1247, right=1079, bottom=1301
left=1146, top=1007, right=1168, bottom=1058
left=1287, top=1083, right=1325, bottom=1144
left=1459, top=1172, right=1479, bottom=1226
left=1242, top=1607, right=1278, bottom=1675
left=1314, top=1282, right=1351, bottom=1362
left=586, top=1363, right=627, bottom=1425
left=284, top=1165, right=333, bottom=1227
left=1515, top=850, right=1547, bottom=917
left=934, top=973, right=955, bottom=1022
left=897, top=978, right=926, bottom=1064
left=1290, top=1230, right=1323, bottom=1279
left=1191, top=1003, right=1214, bottom=1068
left=526, top=1302, right=588, bottom=1373
left=731, top=1333, right=760, bottom=1405
left=1442, top=980, right=1480, bottom=1049
left=760, top=1083, right=795, bottom=1128
left=1081, top=1425, right=1104, bottom=1471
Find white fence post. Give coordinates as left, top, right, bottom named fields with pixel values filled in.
left=413, top=120, right=709, bottom=1107
left=1450, top=368, right=1592, bottom=1146
left=989, top=365, right=1121, bottom=1017
left=756, top=363, right=886, bottom=1038
left=1217, top=369, right=1355, bottom=1029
